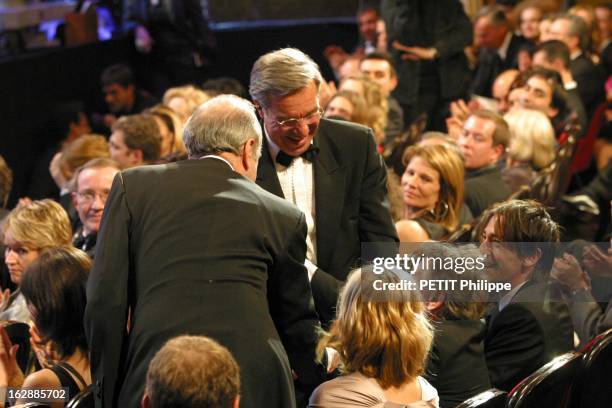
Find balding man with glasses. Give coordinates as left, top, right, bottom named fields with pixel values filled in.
left=251, top=48, right=398, bottom=327
left=71, top=158, right=120, bottom=258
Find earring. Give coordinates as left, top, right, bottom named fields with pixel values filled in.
left=436, top=201, right=449, bottom=219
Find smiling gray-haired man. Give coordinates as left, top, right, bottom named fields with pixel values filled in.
left=251, top=48, right=398, bottom=329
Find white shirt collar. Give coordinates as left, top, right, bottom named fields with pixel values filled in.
left=264, top=126, right=316, bottom=166
left=499, top=280, right=528, bottom=311
left=199, top=155, right=235, bottom=171
left=570, top=50, right=583, bottom=60
left=498, top=31, right=513, bottom=61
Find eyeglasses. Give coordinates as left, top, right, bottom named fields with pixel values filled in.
left=77, top=190, right=110, bottom=204
left=269, top=109, right=323, bottom=130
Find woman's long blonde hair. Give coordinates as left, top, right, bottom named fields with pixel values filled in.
left=317, top=268, right=433, bottom=389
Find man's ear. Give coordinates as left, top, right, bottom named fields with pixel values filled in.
left=547, top=105, right=559, bottom=119
left=522, top=248, right=542, bottom=270
left=130, top=149, right=144, bottom=165
left=71, top=191, right=79, bottom=209
left=141, top=392, right=151, bottom=408
left=253, top=102, right=264, bottom=119
left=492, top=143, right=505, bottom=162
left=389, top=75, right=398, bottom=92
left=233, top=395, right=240, bottom=408
left=241, top=138, right=257, bottom=169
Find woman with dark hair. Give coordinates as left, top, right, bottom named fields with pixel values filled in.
left=0, top=246, right=91, bottom=407
left=417, top=244, right=491, bottom=408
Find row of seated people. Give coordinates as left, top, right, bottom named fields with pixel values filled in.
left=0, top=192, right=609, bottom=407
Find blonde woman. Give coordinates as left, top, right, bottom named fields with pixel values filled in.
left=340, top=74, right=388, bottom=145
left=324, top=91, right=368, bottom=125
left=50, top=134, right=109, bottom=192
left=147, top=105, right=186, bottom=158
left=502, top=108, right=556, bottom=192
left=395, top=144, right=470, bottom=242
left=309, top=267, right=438, bottom=407
left=162, top=85, right=210, bottom=122
left=0, top=200, right=72, bottom=322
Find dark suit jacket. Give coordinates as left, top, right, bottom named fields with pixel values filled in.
left=256, top=119, right=398, bottom=324
left=85, top=158, right=324, bottom=408
left=470, top=34, right=528, bottom=97
left=425, top=318, right=491, bottom=408
left=484, top=280, right=574, bottom=391
left=382, top=0, right=472, bottom=106
left=568, top=289, right=612, bottom=345
left=464, top=165, right=511, bottom=218
left=602, top=41, right=612, bottom=77
left=570, top=54, right=606, bottom=117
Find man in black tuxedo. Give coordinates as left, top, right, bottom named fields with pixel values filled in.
left=84, top=95, right=324, bottom=408
left=549, top=14, right=606, bottom=118
left=250, top=48, right=398, bottom=325
left=478, top=200, right=574, bottom=392
left=71, top=158, right=120, bottom=258
left=381, top=0, right=472, bottom=130
left=471, top=6, right=528, bottom=98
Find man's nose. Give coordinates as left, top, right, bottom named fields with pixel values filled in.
left=91, top=194, right=106, bottom=209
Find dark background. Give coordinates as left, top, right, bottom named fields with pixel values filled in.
left=206, top=0, right=360, bottom=23
left=0, top=19, right=359, bottom=207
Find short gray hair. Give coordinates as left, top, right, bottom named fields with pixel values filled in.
left=182, top=95, right=262, bottom=160
left=558, top=14, right=589, bottom=52
left=249, top=48, right=323, bottom=108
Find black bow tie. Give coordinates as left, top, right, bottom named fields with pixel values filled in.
left=275, top=145, right=319, bottom=167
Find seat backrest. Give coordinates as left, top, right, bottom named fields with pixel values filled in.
left=571, top=328, right=612, bottom=408
left=444, top=223, right=474, bottom=243
left=507, top=352, right=582, bottom=408
left=531, top=129, right=578, bottom=208
left=0, top=320, right=31, bottom=373
left=454, top=388, right=508, bottom=408
left=66, top=384, right=94, bottom=408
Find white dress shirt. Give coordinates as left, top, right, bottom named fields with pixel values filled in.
left=265, top=133, right=318, bottom=279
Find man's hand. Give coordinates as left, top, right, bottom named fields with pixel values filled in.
left=323, top=45, right=349, bottom=71
left=583, top=244, right=612, bottom=277
left=552, top=253, right=591, bottom=292
left=445, top=116, right=464, bottom=140
left=0, top=289, right=11, bottom=312
left=392, top=41, right=437, bottom=61
left=29, top=326, right=52, bottom=369
left=450, top=99, right=475, bottom=122
left=0, top=328, right=24, bottom=389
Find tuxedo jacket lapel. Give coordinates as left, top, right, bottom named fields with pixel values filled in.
left=256, top=138, right=284, bottom=198
left=313, top=126, right=346, bottom=270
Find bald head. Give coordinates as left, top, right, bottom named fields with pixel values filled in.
left=182, top=95, right=263, bottom=180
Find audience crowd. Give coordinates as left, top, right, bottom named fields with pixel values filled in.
left=1, top=1, right=611, bottom=407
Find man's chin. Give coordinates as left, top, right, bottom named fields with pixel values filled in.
left=85, top=222, right=101, bottom=235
